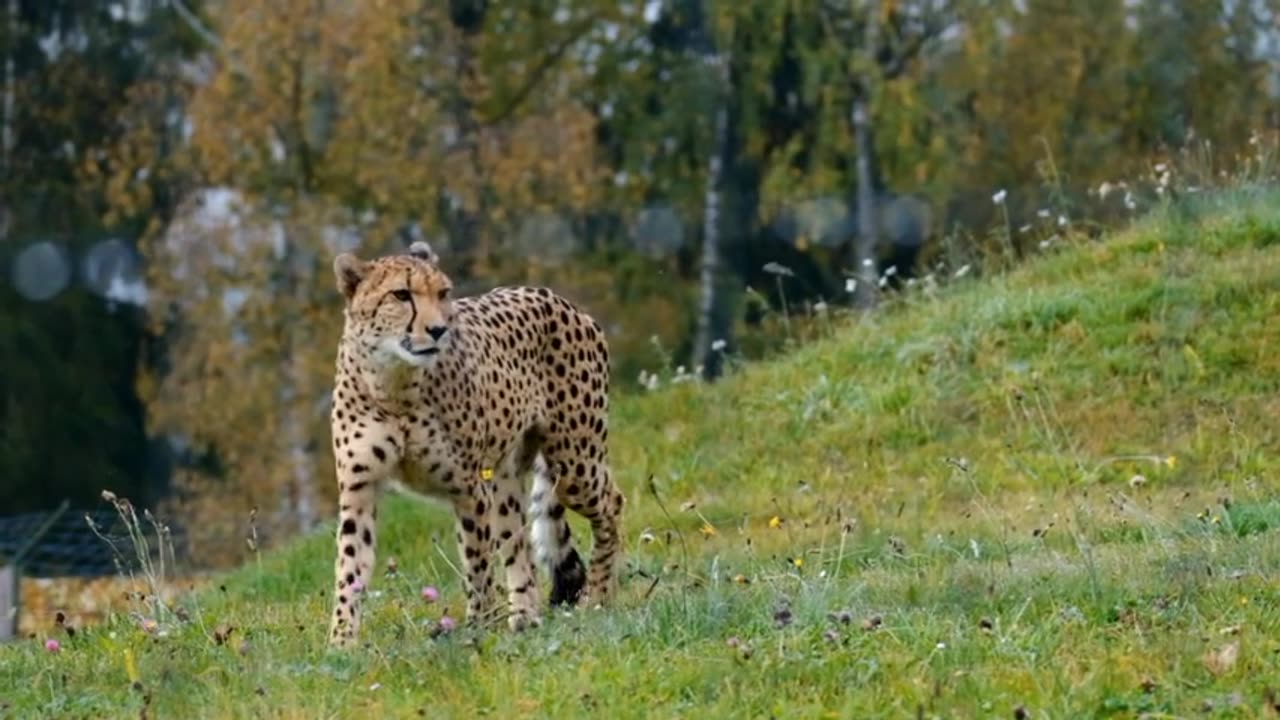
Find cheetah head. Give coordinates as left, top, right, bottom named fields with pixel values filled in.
left=333, top=241, right=455, bottom=369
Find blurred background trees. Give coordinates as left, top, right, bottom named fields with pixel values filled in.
left=2, top=0, right=1277, bottom=566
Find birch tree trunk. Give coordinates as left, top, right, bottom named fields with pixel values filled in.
left=851, top=0, right=881, bottom=311
left=851, top=94, right=880, bottom=311
left=693, top=54, right=730, bottom=380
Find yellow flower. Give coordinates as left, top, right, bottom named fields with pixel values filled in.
left=481, top=468, right=494, bottom=480
left=1165, top=455, right=1178, bottom=469
left=792, top=556, right=804, bottom=569
left=768, top=516, right=783, bottom=529
left=1240, top=596, right=1249, bottom=606
left=700, top=523, right=717, bottom=538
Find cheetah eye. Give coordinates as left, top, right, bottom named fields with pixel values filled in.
left=391, top=289, right=412, bottom=302
left=437, top=288, right=451, bottom=301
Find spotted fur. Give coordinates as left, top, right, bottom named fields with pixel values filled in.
left=326, top=242, right=624, bottom=648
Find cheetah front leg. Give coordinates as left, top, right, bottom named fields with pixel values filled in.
left=327, top=435, right=398, bottom=648
left=453, top=479, right=499, bottom=626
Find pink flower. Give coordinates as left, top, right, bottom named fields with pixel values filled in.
left=438, top=616, right=456, bottom=633
left=44, top=639, right=60, bottom=653
left=420, top=586, right=439, bottom=602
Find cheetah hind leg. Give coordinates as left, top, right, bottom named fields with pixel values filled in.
left=490, top=452, right=543, bottom=632
left=528, top=454, right=587, bottom=608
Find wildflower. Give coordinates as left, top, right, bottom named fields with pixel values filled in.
left=710, top=338, right=727, bottom=352
left=1165, top=455, right=1178, bottom=469
left=44, top=639, right=60, bottom=653
left=992, top=189, right=1007, bottom=205
left=699, top=523, right=717, bottom=538
left=1128, top=474, right=1147, bottom=489
left=845, top=278, right=858, bottom=294
left=140, top=618, right=158, bottom=634
left=369, top=683, right=382, bottom=691
left=421, top=586, right=439, bottom=602
left=953, top=264, right=972, bottom=279
left=638, top=529, right=655, bottom=544
left=438, top=616, right=457, bottom=633
left=481, top=468, right=494, bottom=481
left=1037, top=208, right=1051, bottom=219
left=792, top=556, right=804, bottom=569
left=768, top=516, right=783, bottom=529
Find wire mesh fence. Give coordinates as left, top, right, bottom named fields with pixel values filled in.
left=0, top=503, right=200, bottom=640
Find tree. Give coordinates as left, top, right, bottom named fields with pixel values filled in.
left=0, top=1, right=203, bottom=515
left=101, top=0, right=615, bottom=566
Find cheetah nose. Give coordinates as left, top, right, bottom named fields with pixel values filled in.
left=427, top=325, right=448, bottom=341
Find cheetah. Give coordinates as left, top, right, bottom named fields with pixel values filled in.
left=326, top=241, right=625, bottom=648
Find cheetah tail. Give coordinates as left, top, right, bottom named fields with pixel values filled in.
left=528, top=454, right=587, bottom=606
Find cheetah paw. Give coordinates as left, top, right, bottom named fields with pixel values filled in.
left=508, top=611, right=543, bottom=633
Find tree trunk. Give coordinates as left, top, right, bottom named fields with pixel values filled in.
left=851, top=0, right=881, bottom=311
left=2, top=0, right=16, bottom=179
left=693, top=55, right=731, bottom=381
left=851, top=93, right=880, bottom=311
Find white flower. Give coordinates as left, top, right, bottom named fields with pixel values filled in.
left=1037, top=208, right=1051, bottom=219
left=710, top=339, right=726, bottom=352
left=845, top=278, right=858, bottom=293
left=992, top=189, right=1007, bottom=205
left=953, top=264, right=972, bottom=278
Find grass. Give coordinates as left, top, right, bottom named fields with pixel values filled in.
left=4, top=188, right=1280, bottom=719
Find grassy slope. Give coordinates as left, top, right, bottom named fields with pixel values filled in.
left=4, top=190, right=1280, bottom=719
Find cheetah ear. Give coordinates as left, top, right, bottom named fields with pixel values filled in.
left=406, top=241, right=438, bottom=264
left=333, top=253, right=368, bottom=302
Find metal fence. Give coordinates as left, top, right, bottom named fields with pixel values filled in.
left=0, top=502, right=145, bottom=641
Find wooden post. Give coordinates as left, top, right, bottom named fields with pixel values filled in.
left=0, top=563, right=15, bottom=642
left=2, top=500, right=70, bottom=641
